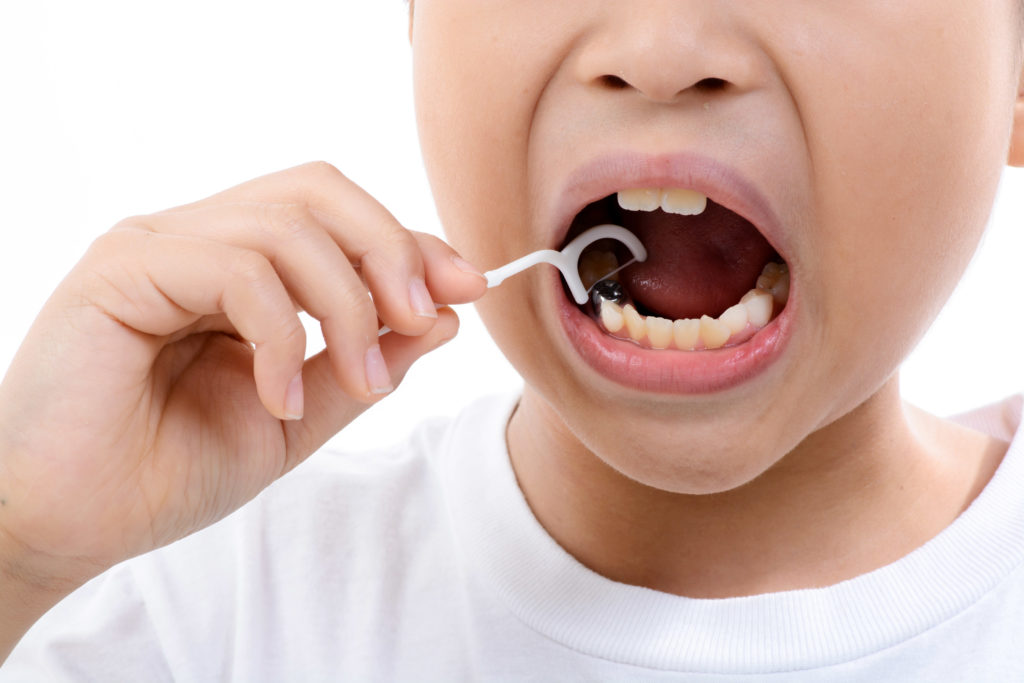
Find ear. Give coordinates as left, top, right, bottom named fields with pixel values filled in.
left=1010, top=68, right=1024, bottom=167
left=408, top=0, right=415, bottom=45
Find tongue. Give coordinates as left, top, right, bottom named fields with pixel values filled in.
left=618, top=201, right=777, bottom=320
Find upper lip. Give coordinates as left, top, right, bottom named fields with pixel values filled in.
left=549, top=151, right=788, bottom=263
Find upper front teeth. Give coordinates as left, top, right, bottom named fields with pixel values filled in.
left=617, top=188, right=708, bottom=216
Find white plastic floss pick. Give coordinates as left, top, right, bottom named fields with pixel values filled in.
left=377, top=223, right=647, bottom=337
left=483, top=224, right=647, bottom=305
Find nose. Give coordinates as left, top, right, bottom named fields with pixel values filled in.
left=573, top=2, right=764, bottom=103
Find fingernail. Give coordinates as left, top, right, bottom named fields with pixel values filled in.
left=408, top=277, right=437, bottom=318
left=284, top=371, right=304, bottom=420
left=364, top=345, right=394, bottom=395
left=451, top=255, right=486, bottom=280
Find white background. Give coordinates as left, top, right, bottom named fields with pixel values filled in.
left=1, top=1, right=1021, bottom=453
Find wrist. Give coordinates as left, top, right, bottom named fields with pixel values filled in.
left=0, top=506, right=93, bottom=664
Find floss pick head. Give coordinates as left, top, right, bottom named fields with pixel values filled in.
left=483, top=224, right=646, bottom=304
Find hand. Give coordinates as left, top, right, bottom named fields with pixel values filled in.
left=0, top=161, right=486, bottom=595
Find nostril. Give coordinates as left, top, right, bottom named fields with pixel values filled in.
left=695, top=77, right=728, bottom=92
left=599, top=74, right=630, bottom=90
left=599, top=74, right=729, bottom=95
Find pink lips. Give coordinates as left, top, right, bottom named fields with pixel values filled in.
left=547, top=152, right=795, bottom=394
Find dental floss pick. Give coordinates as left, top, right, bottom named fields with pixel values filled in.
left=483, top=224, right=647, bottom=305
left=377, top=223, right=647, bottom=337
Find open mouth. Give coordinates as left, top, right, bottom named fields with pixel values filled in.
left=562, top=188, right=789, bottom=351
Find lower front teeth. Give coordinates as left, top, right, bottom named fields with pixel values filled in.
left=673, top=318, right=700, bottom=350
left=589, top=259, right=789, bottom=351
left=646, top=316, right=673, bottom=349
left=623, top=304, right=646, bottom=340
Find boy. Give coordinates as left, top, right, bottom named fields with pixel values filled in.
left=2, top=0, right=1024, bottom=679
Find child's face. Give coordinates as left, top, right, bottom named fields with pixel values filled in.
left=411, top=1, right=1023, bottom=493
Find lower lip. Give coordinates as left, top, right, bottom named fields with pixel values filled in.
left=555, top=273, right=794, bottom=394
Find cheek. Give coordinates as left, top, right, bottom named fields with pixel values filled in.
left=784, top=3, right=1015, bottom=358
left=412, top=0, right=572, bottom=269
left=475, top=277, right=542, bottom=375
left=412, top=0, right=594, bottom=431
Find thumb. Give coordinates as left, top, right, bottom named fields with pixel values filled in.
left=281, top=307, right=460, bottom=468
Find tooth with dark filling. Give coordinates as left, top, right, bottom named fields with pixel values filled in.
left=590, top=280, right=627, bottom=313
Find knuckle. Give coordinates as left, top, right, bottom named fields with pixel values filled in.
left=257, top=202, right=316, bottom=242
left=85, top=229, right=141, bottom=264
left=276, top=315, right=306, bottom=349
left=76, top=232, right=154, bottom=313
left=410, top=230, right=444, bottom=251
left=379, top=221, right=417, bottom=249
left=230, top=249, right=274, bottom=286
left=110, top=215, right=152, bottom=233
left=286, top=162, right=354, bottom=207
left=86, top=230, right=124, bottom=258
left=362, top=225, right=420, bottom=273
left=335, top=285, right=377, bottom=329
left=298, top=160, right=347, bottom=184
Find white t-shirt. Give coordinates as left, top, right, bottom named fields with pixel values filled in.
left=4, top=392, right=1024, bottom=681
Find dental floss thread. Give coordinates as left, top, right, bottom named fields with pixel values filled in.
left=585, top=258, right=636, bottom=296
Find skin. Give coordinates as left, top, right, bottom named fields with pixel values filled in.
left=412, top=1, right=1024, bottom=596
left=0, top=0, right=1022, bottom=665
left=0, top=165, right=487, bottom=659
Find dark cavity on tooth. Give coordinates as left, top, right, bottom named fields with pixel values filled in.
left=590, top=280, right=627, bottom=314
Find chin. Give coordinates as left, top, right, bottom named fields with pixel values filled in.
left=570, top=404, right=794, bottom=495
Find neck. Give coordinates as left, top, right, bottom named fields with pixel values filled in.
left=506, top=378, right=1006, bottom=598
